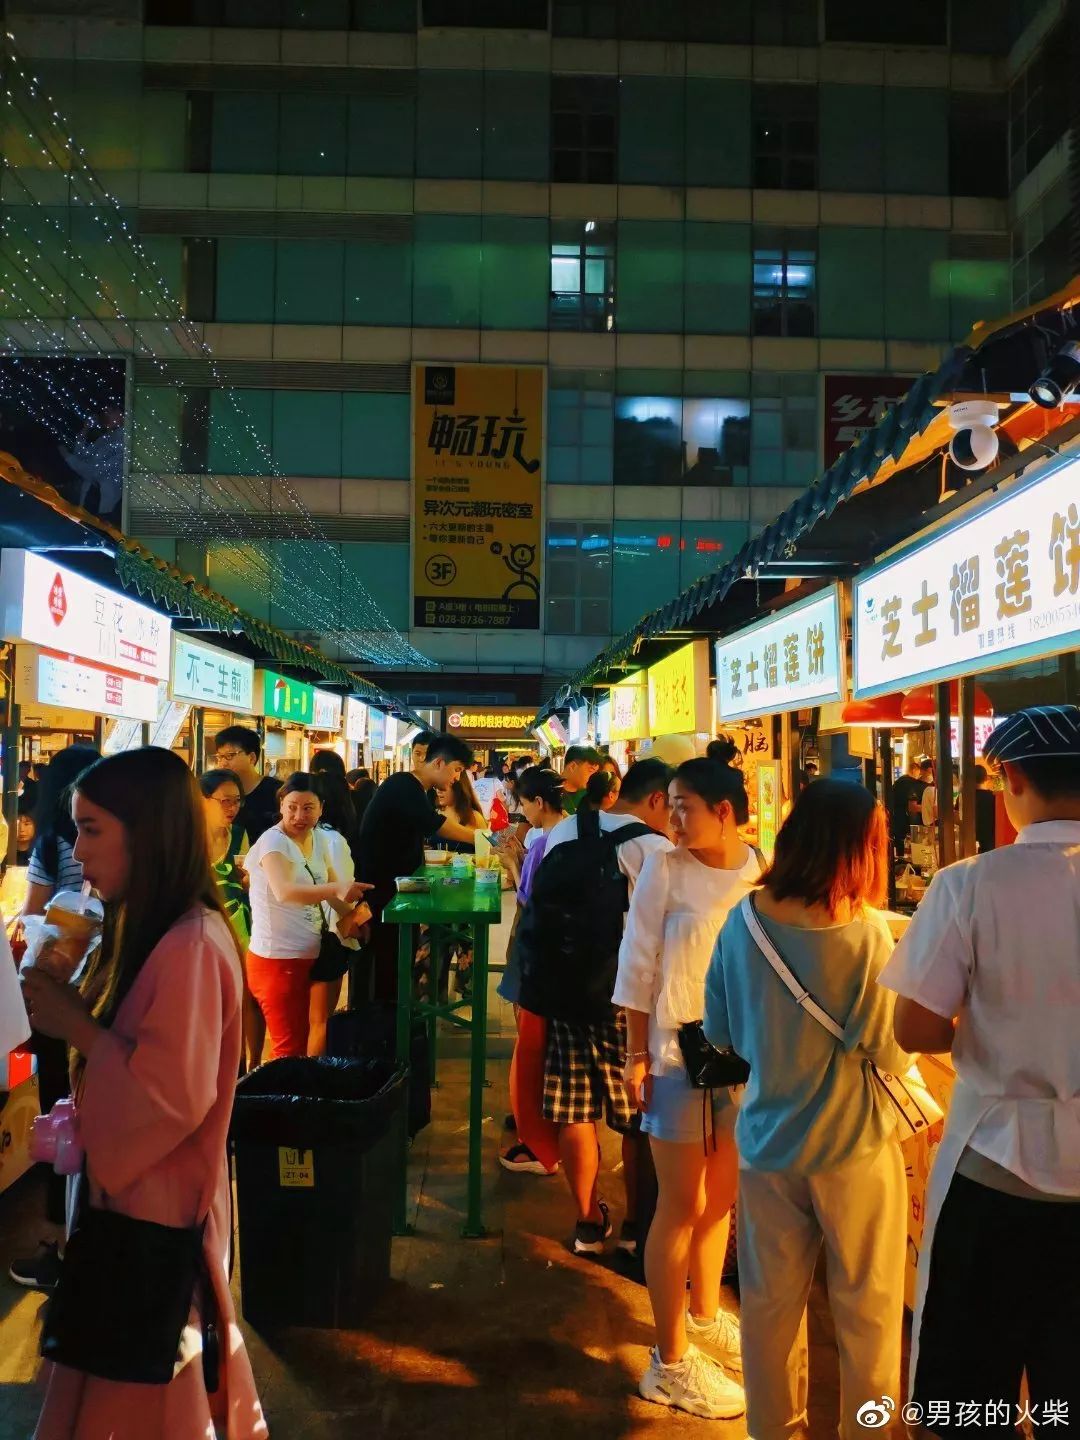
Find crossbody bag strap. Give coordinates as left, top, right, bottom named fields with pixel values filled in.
left=739, top=894, right=846, bottom=1044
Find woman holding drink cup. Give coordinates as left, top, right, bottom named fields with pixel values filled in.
left=20, top=746, right=268, bottom=1440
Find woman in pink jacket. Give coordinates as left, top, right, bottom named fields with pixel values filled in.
left=21, top=747, right=268, bottom=1440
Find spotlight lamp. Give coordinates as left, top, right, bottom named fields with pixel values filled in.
left=1028, top=339, right=1080, bottom=409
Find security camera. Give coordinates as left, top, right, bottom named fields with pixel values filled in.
left=947, top=400, right=999, bottom=472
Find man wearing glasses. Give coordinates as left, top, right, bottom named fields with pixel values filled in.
left=214, top=726, right=282, bottom=843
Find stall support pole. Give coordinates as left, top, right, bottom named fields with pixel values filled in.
left=957, top=676, right=976, bottom=860
left=192, top=708, right=205, bottom=773
left=934, top=683, right=956, bottom=869
left=778, top=711, right=795, bottom=810
left=1, top=650, right=20, bottom=866
left=1062, top=651, right=1078, bottom=705
left=879, top=728, right=897, bottom=909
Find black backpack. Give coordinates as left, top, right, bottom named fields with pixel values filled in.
left=515, top=807, right=655, bottom=1026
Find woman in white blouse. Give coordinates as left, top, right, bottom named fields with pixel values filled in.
left=614, top=752, right=763, bottom=1421
left=243, top=772, right=369, bottom=1060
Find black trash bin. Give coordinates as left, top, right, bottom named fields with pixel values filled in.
left=231, top=1056, right=406, bottom=1329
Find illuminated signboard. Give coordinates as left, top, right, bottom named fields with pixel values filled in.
left=367, top=707, right=386, bottom=753
left=312, top=689, right=343, bottom=732
left=595, top=695, right=611, bottom=745
left=259, top=670, right=314, bottom=726
left=447, top=707, right=535, bottom=738
left=32, top=646, right=158, bottom=722
left=345, top=698, right=368, bottom=743
left=609, top=675, right=649, bottom=742
left=648, top=640, right=710, bottom=735
left=716, top=586, right=845, bottom=724
left=854, top=456, right=1080, bottom=697
left=171, top=635, right=254, bottom=712
left=757, top=761, right=783, bottom=859
left=0, top=549, right=170, bottom=682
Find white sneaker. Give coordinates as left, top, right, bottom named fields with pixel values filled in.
left=638, top=1342, right=746, bottom=1420
left=686, top=1306, right=742, bottom=1372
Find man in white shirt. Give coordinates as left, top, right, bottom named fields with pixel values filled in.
left=881, top=706, right=1080, bottom=1430
left=530, top=758, right=674, bottom=1256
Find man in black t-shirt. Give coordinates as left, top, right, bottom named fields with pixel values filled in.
left=890, top=755, right=932, bottom=856
left=214, top=726, right=282, bottom=843
left=356, top=732, right=475, bottom=999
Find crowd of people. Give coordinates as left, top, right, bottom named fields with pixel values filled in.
left=4, top=704, right=1079, bottom=1438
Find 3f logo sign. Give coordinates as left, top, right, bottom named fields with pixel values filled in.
left=425, top=554, right=457, bottom=587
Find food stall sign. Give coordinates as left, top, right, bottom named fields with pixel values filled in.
left=345, top=698, right=368, bottom=743
left=19, top=644, right=158, bottom=723
left=595, top=695, right=611, bottom=746
left=854, top=454, right=1080, bottom=697
left=757, top=761, right=783, bottom=860
left=609, top=675, right=649, bottom=742
left=0, top=550, right=170, bottom=682
left=171, top=635, right=254, bottom=712
left=447, top=707, right=535, bottom=738
left=312, top=689, right=343, bottom=732
left=716, top=586, right=845, bottom=724
left=259, top=670, right=314, bottom=726
left=567, top=704, right=588, bottom=744
left=384, top=715, right=399, bottom=751
left=367, top=707, right=386, bottom=754
left=648, top=640, right=710, bottom=735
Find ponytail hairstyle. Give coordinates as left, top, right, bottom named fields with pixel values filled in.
left=674, top=756, right=750, bottom=826
left=580, top=769, right=618, bottom=812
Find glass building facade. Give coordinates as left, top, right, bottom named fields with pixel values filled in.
left=5, top=0, right=1061, bottom=683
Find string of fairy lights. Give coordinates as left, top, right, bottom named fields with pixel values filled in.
left=0, top=35, right=432, bottom=669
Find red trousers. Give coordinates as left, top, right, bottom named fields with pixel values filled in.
left=510, top=1007, right=560, bottom=1172
left=246, top=951, right=316, bottom=1059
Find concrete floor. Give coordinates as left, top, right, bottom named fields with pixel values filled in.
left=0, top=896, right=909, bottom=1438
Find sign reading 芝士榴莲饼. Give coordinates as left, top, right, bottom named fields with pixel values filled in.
left=716, top=586, right=845, bottom=724
left=853, top=455, right=1080, bottom=698
left=413, top=364, right=543, bottom=630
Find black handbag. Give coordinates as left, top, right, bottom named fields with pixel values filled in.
left=677, top=1020, right=750, bottom=1090
left=41, top=1179, right=210, bottom=1385
left=305, top=859, right=350, bottom=983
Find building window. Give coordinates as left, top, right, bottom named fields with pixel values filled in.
left=752, top=84, right=817, bottom=190
left=751, top=373, right=818, bottom=488
left=753, top=230, right=816, bottom=337
left=1008, top=20, right=1070, bottom=190
left=550, top=222, right=615, bottom=331
left=612, top=391, right=751, bottom=487
left=552, top=0, right=618, bottom=36
left=546, top=522, right=611, bottom=636
left=1011, top=179, right=1072, bottom=309
left=551, top=77, right=618, bottom=184
left=949, top=94, right=1007, bottom=198
left=421, top=0, right=547, bottom=24
left=549, top=370, right=614, bottom=484
left=823, top=0, right=945, bottom=43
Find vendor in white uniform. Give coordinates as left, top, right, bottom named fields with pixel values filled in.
left=881, top=705, right=1080, bottom=1432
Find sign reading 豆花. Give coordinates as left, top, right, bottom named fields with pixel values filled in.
left=854, top=456, right=1080, bottom=697
left=277, top=1148, right=314, bottom=1188
left=716, top=586, right=845, bottom=724
left=413, top=364, right=544, bottom=630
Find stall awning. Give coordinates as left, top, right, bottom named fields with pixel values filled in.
left=0, top=452, right=422, bottom=720
left=535, top=276, right=1080, bottom=725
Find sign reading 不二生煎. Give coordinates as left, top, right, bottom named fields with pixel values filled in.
left=853, top=456, right=1080, bottom=697
left=259, top=670, right=314, bottom=726
left=413, top=364, right=543, bottom=630
left=171, top=635, right=254, bottom=712
left=716, top=586, right=845, bottom=724
left=648, top=640, right=711, bottom=735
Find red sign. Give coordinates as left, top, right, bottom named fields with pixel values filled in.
left=48, top=573, right=66, bottom=626
left=822, top=375, right=915, bottom=470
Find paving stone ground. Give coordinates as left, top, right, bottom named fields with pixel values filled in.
left=0, top=898, right=910, bottom=1439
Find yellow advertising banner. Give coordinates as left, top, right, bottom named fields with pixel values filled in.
left=413, top=364, right=543, bottom=629
left=647, top=639, right=711, bottom=735
left=609, top=675, right=649, bottom=742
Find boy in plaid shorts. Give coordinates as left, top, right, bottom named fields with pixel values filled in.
left=534, top=760, right=674, bottom=1255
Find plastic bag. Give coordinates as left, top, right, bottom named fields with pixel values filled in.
left=20, top=890, right=104, bottom=984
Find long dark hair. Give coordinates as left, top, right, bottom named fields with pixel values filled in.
left=516, top=764, right=564, bottom=813
left=30, top=743, right=99, bottom=871
left=763, top=778, right=888, bottom=914
left=310, top=750, right=359, bottom=857
left=77, top=748, right=240, bottom=1029
left=675, top=756, right=750, bottom=825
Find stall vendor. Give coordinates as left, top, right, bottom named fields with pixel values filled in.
left=880, top=706, right=1080, bottom=1431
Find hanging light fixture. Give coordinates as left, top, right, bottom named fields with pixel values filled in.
left=841, top=694, right=916, bottom=728
left=900, top=681, right=993, bottom=723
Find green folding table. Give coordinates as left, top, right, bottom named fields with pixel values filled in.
left=381, top=866, right=503, bottom=1238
